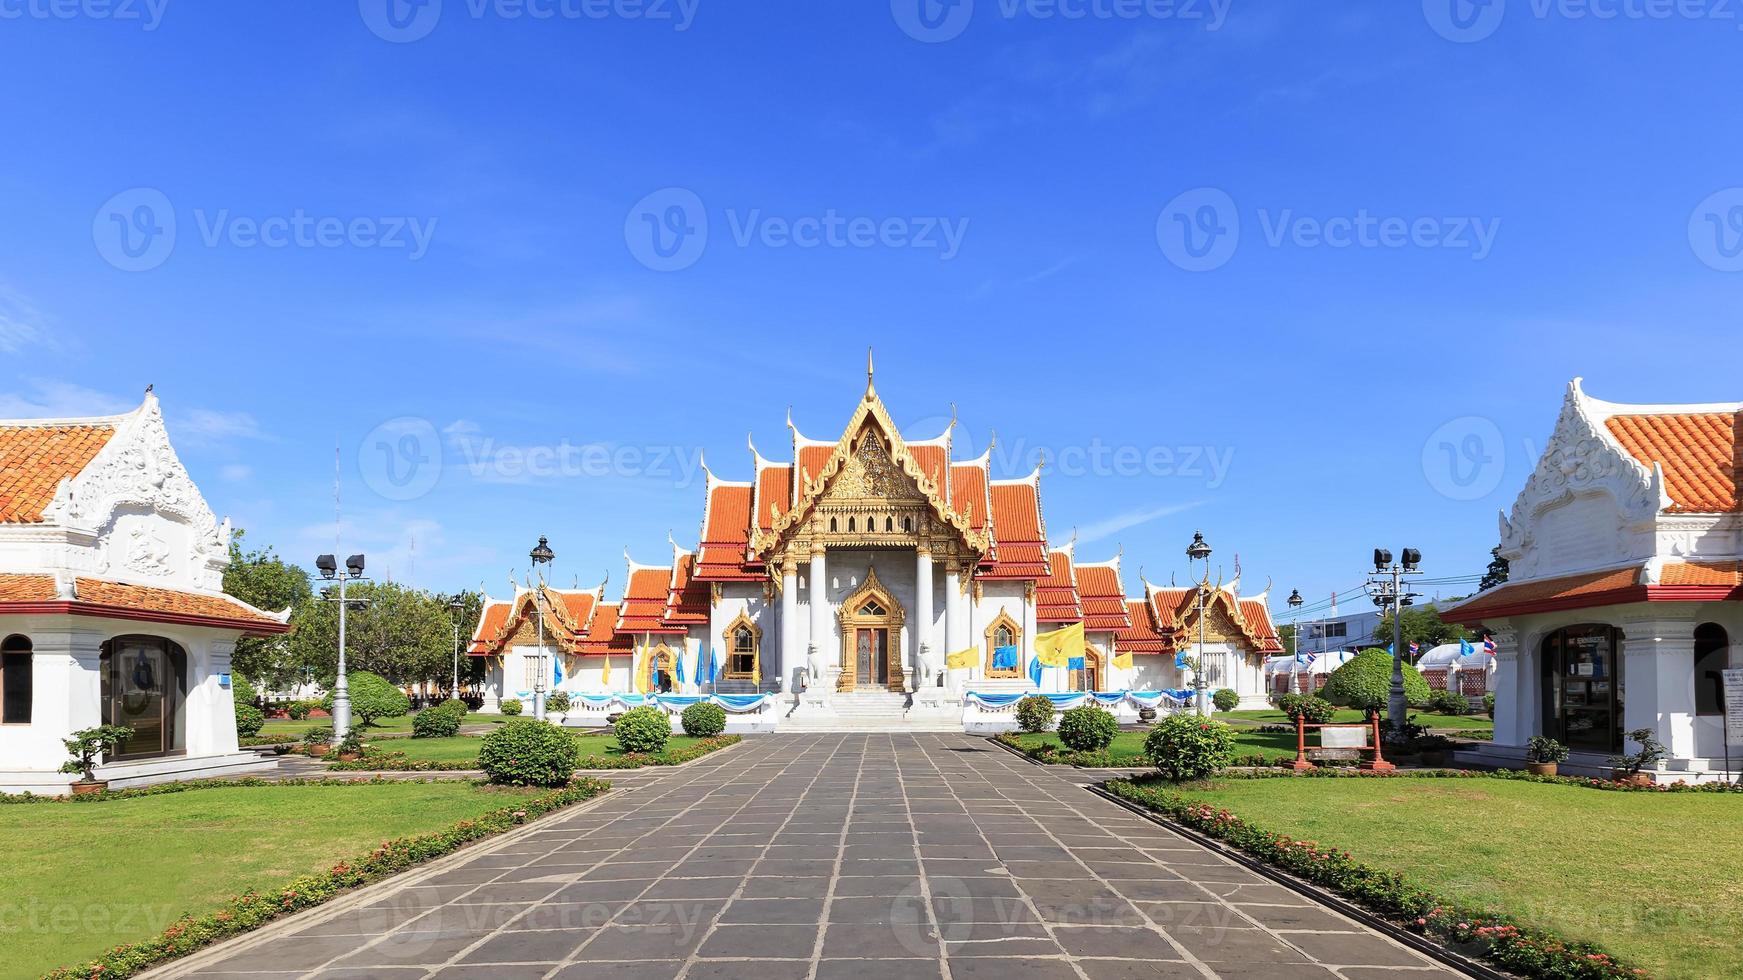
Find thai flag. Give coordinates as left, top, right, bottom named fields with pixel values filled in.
left=1305, top=653, right=1317, bottom=665
left=1483, top=636, right=1497, bottom=655
left=1408, top=641, right=1420, bottom=659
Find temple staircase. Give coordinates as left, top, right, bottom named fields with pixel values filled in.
left=781, top=689, right=959, bottom=732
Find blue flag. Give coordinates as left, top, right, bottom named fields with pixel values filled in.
left=1028, top=653, right=1043, bottom=687
left=992, top=645, right=1020, bottom=670
left=673, top=650, right=686, bottom=689
left=1067, top=656, right=1085, bottom=672
left=552, top=653, right=563, bottom=686
left=1174, top=651, right=1189, bottom=670
left=1459, top=638, right=1475, bottom=658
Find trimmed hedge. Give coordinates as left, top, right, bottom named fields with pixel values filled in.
left=321, top=672, right=411, bottom=726
left=1212, top=688, right=1239, bottom=713
left=613, top=706, right=672, bottom=754
left=576, top=735, right=741, bottom=770
left=411, top=705, right=462, bottom=739
left=1056, top=704, right=1119, bottom=752
left=1274, top=694, right=1337, bottom=725
left=1144, top=715, right=1236, bottom=782
left=1015, top=695, right=1055, bottom=733
left=1426, top=689, right=1471, bottom=716
left=478, top=719, right=581, bottom=787
left=1321, top=648, right=1431, bottom=713
left=500, top=698, right=523, bottom=716
left=546, top=691, right=571, bottom=714
left=233, top=702, right=265, bottom=738
left=680, top=701, right=727, bottom=738
left=39, top=778, right=609, bottom=979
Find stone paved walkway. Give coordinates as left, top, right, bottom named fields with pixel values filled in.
left=160, top=734, right=1465, bottom=980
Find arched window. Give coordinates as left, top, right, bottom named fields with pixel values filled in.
left=984, top=611, right=1022, bottom=678
left=1, top=634, right=31, bottom=725
left=650, top=644, right=678, bottom=694
left=885, top=516, right=894, bottom=532
left=903, top=517, right=913, bottom=532
left=100, top=636, right=189, bottom=759
left=1070, top=648, right=1103, bottom=693
left=726, top=615, right=761, bottom=681
left=861, top=599, right=887, bottom=617
left=830, top=517, right=838, bottom=532
left=1695, top=623, right=1730, bottom=716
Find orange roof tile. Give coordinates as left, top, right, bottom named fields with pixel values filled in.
left=1659, top=560, right=1743, bottom=587
left=468, top=600, right=512, bottom=655
left=1446, top=567, right=1646, bottom=623
left=982, top=481, right=1049, bottom=579
left=1076, top=565, right=1132, bottom=632
left=1115, top=598, right=1168, bottom=654
left=1605, top=412, right=1740, bottom=513
left=620, top=566, right=682, bottom=634
left=797, top=445, right=833, bottom=483
left=908, top=445, right=948, bottom=490
left=755, top=465, right=794, bottom=532
left=695, top=483, right=760, bottom=581
left=1239, top=598, right=1285, bottom=654
left=950, top=463, right=989, bottom=532
left=1036, top=549, right=1082, bottom=623
left=577, top=601, right=632, bottom=655
left=0, top=575, right=287, bottom=633
left=664, top=552, right=710, bottom=626
left=0, top=424, right=117, bottom=523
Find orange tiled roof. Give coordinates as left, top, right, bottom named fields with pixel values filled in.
left=1076, top=564, right=1132, bottom=632
left=0, top=575, right=288, bottom=633
left=0, top=424, right=117, bottom=523
left=755, top=465, right=794, bottom=532
left=695, top=483, right=760, bottom=581
left=1115, top=598, right=1168, bottom=654
left=468, top=600, right=512, bottom=655
left=908, top=444, right=948, bottom=490
left=982, top=481, right=1049, bottom=580
left=797, top=445, right=833, bottom=484
left=664, top=552, right=710, bottom=626
left=1446, top=567, right=1646, bottom=623
left=1659, top=560, right=1743, bottom=587
left=576, top=601, right=632, bottom=655
left=1605, top=412, right=1740, bottom=513
left=620, top=566, right=682, bottom=634
left=1036, top=548, right=1082, bottom=623
left=950, top=463, right=989, bottom=532
left=1239, top=598, right=1285, bottom=655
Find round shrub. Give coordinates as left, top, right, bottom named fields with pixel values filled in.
left=440, top=698, right=469, bottom=717
left=1056, top=704, right=1118, bottom=752
left=321, top=672, right=410, bottom=726
left=681, top=701, right=728, bottom=738
left=233, top=702, right=264, bottom=738
left=1275, top=694, right=1337, bottom=725
left=478, top=719, right=580, bottom=787
left=1212, top=688, right=1239, bottom=713
left=1015, top=695, right=1055, bottom=734
left=614, top=705, right=672, bottom=754
left=286, top=699, right=314, bottom=721
left=1426, top=689, right=1471, bottom=716
left=231, top=675, right=257, bottom=707
left=1144, top=715, right=1236, bottom=782
left=1483, top=692, right=1496, bottom=717
left=546, top=691, right=572, bottom=714
left=412, top=705, right=462, bottom=738
left=500, top=698, right=523, bottom=716
left=1320, top=648, right=1431, bottom=714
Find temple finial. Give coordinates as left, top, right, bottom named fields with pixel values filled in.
left=865, top=347, right=876, bottom=400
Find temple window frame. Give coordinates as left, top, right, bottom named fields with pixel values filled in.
left=984, top=611, right=1023, bottom=678
left=725, top=613, right=761, bottom=680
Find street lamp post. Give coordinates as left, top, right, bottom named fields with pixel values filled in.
left=529, top=536, right=555, bottom=721
left=315, top=553, right=367, bottom=740
left=448, top=596, right=464, bottom=700
left=1368, top=548, right=1423, bottom=729
left=1186, top=531, right=1212, bottom=716
left=1286, top=589, right=1304, bottom=694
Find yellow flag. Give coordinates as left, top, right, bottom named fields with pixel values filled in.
left=750, top=649, right=760, bottom=687
left=601, top=651, right=611, bottom=688
left=1034, top=622, right=1085, bottom=667
left=946, top=646, right=978, bottom=670
left=1112, top=651, right=1133, bottom=671
left=634, top=646, right=651, bottom=695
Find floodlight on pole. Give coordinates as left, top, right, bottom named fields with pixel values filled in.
left=316, top=551, right=368, bottom=740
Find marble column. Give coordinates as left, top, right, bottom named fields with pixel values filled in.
left=1488, top=626, right=1524, bottom=747
left=1622, top=616, right=1700, bottom=766
left=781, top=559, right=800, bottom=693
left=809, top=545, right=829, bottom=689
left=944, top=566, right=964, bottom=692
left=915, top=545, right=934, bottom=691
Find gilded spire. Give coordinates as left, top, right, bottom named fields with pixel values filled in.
left=865, top=347, right=876, bottom=401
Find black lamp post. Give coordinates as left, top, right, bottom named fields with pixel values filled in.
left=1186, top=531, right=1211, bottom=715
left=529, top=536, right=554, bottom=720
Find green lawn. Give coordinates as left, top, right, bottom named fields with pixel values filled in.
left=258, top=711, right=510, bottom=739
left=1170, top=776, right=1742, bottom=978
left=0, top=782, right=551, bottom=977
left=359, top=732, right=708, bottom=765
left=1013, top=729, right=1300, bottom=765
left=1220, top=708, right=1494, bottom=732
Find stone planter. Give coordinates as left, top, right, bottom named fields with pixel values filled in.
left=1138, top=707, right=1158, bottom=723
left=1526, top=761, right=1558, bottom=777
left=305, top=743, right=331, bottom=757
left=1611, top=770, right=1654, bottom=787
left=70, top=779, right=108, bottom=796
left=337, top=751, right=361, bottom=762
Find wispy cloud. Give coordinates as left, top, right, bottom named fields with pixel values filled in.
left=0, top=379, right=135, bottom=420
left=0, top=284, right=51, bottom=354
left=176, top=408, right=269, bottom=446
left=1076, top=500, right=1203, bottom=545
left=220, top=464, right=254, bottom=482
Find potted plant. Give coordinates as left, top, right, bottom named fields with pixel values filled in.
left=334, top=729, right=366, bottom=762
left=302, top=724, right=334, bottom=757
left=1609, top=728, right=1666, bottom=786
left=1525, top=735, right=1568, bottom=776
left=59, top=725, right=134, bottom=794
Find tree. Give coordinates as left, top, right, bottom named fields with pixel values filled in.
left=1479, top=546, right=1510, bottom=592
left=1374, top=604, right=1472, bottom=656
left=1279, top=624, right=1297, bottom=656
left=289, top=581, right=457, bottom=686
left=222, top=529, right=313, bottom=689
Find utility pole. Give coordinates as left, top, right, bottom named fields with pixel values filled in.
left=1368, top=548, right=1422, bottom=729
left=315, top=554, right=368, bottom=740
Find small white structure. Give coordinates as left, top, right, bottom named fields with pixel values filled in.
left=1414, top=642, right=1496, bottom=704
left=0, top=392, right=290, bottom=794
left=1447, top=380, right=1743, bottom=783
left=1266, top=648, right=1359, bottom=697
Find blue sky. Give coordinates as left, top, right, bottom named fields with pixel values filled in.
left=2, top=0, right=1740, bottom=618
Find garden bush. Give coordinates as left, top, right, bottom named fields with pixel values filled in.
left=1274, top=693, right=1337, bottom=724
left=1426, top=689, right=1471, bottom=716
left=1143, top=715, right=1236, bottom=782
left=440, top=698, right=469, bottom=717
left=302, top=725, right=334, bottom=746
left=286, top=699, right=315, bottom=721
left=1483, top=692, right=1496, bottom=716
left=546, top=691, right=571, bottom=714
left=412, top=705, right=462, bottom=739
left=1056, top=704, right=1119, bottom=752
left=614, top=705, right=672, bottom=754
left=233, top=702, right=264, bottom=738
left=1320, top=648, right=1431, bottom=713
left=478, top=719, right=580, bottom=786
left=681, top=701, right=728, bottom=738
left=1015, top=695, right=1055, bottom=733
left=1212, top=688, right=1239, bottom=712
left=501, top=698, right=523, bottom=716
left=320, top=672, right=410, bottom=726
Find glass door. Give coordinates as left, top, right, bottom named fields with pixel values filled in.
left=102, top=637, right=186, bottom=760
left=1543, top=626, right=1622, bottom=752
